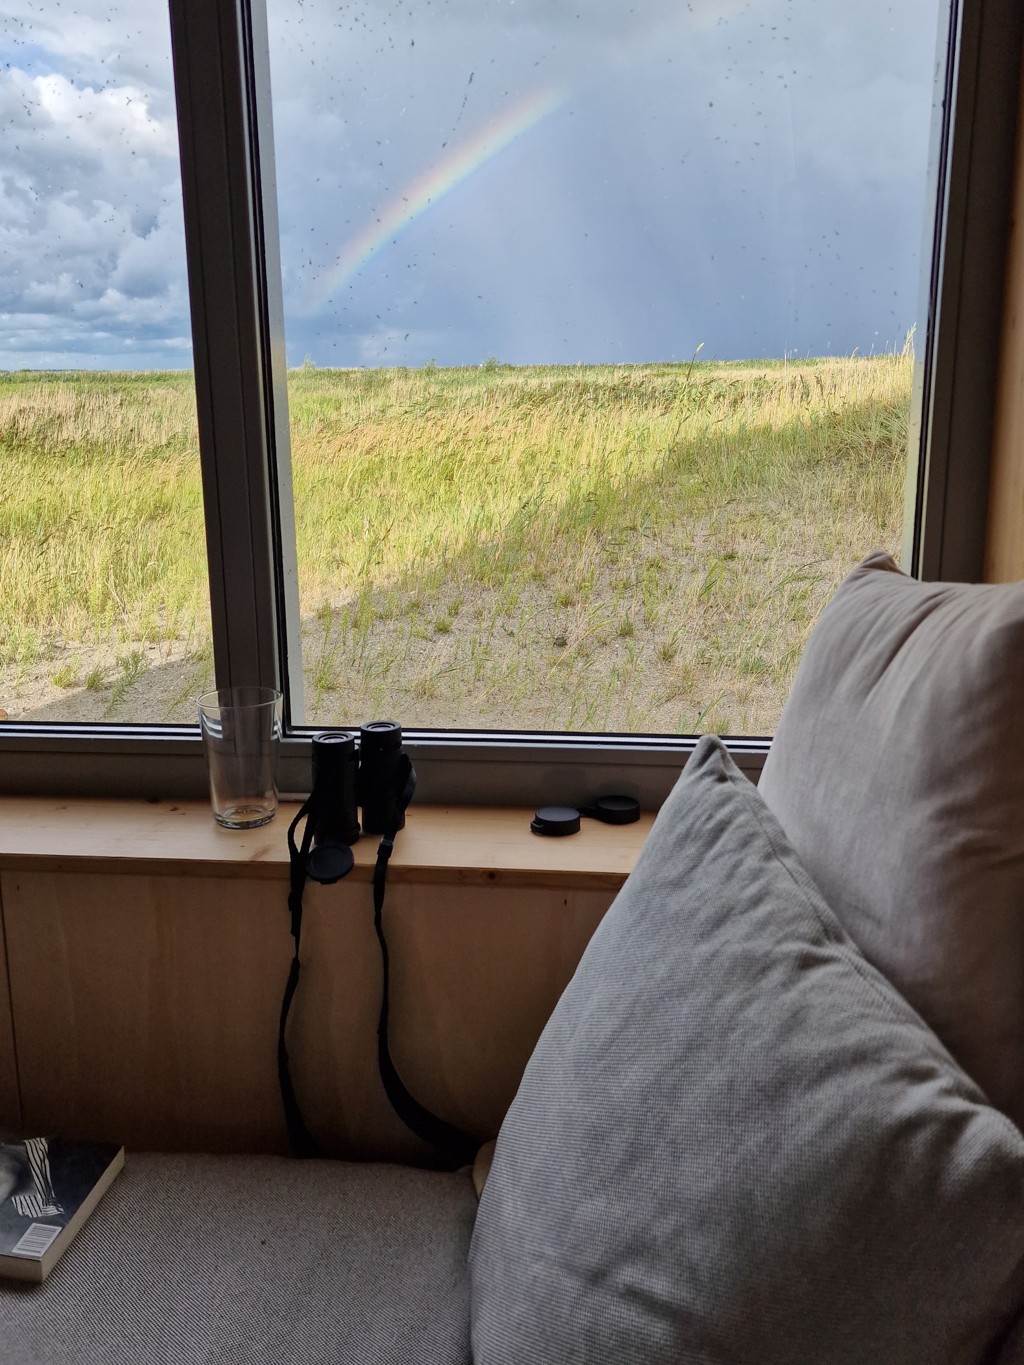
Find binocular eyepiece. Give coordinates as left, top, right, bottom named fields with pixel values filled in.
left=304, top=721, right=413, bottom=884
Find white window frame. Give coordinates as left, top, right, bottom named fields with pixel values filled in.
left=0, top=0, right=1019, bottom=804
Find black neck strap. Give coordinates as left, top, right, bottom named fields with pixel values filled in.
left=370, top=757, right=479, bottom=1167
left=278, top=765, right=478, bottom=1168
left=277, top=793, right=324, bottom=1158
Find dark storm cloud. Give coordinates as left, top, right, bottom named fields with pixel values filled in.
left=268, top=0, right=942, bottom=366
left=0, top=0, right=945, bottom=369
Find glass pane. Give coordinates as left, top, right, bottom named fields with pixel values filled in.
left=267, top=0, right=945, bottom=735
left=0, top=2, right=212, bottom=723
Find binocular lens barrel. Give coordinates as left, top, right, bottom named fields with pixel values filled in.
left=360, top=720, right=406, bottom=835
left=309, top=730, right=360, bottom=850
left=359, top=719, right=402, bottom=757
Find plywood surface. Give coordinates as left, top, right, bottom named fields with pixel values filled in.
left=3, top=870, right=288, bottom=1152
left=2, top=868, right=612, bottom=1158
left=0, top=883, right=22, bottom=1132
left=986, top=64, right=1024, bottom=582
left=0, top=797, right=652, bottom=890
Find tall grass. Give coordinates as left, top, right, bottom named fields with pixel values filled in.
left=0, top=372, right=207, bottom=670
left=0, top=356, right=910, bottom=731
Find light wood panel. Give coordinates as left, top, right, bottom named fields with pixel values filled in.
left=986, top=62, right=1024, bottom=581
left=291, top=879, right=612, bottom=1160
left=1, top=868, right=613, bottom=1160
left=0, top=880, right=22, bottom=1132
left=0, top=796, right=652, bottom=890
left=2, top=870, right=289, bottom=1153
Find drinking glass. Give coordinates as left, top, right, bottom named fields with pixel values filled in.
left=197, top=686, right=283, bottom=829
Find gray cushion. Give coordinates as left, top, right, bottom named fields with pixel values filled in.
left=469, top=736, right=1024, bottom=1365
left=0, top=1153, right=476, bottom=1365
left=758, top=550, right=1024, bottom=1126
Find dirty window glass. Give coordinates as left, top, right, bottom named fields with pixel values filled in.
left=0, top=1, right=212, bottom=725
left=268, top=0, right=943, bottom=735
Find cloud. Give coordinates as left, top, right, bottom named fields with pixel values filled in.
left=0, top=32, right=190, bottom=369
left=345, top=0, right=751, bottom=39
left=0, top=0, right=945, bottom=369
left=1, top=0, right=178, bottom=103
left=267, top=0, right=942, bottom=365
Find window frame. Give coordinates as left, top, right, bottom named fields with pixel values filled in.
left=0, top=0, right=1019, bottom=804
left=903, top=0, right=1024, bottom=582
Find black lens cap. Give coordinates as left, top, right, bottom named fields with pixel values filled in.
left=592, top=795, right=641, bottom=825
left=530, top=806, right=582, bottom=837
left=306, top=841, right=355, bottom=884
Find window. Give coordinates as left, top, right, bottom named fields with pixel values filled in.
left=266, top=0, right=939, bottom=742
left=0, top=0, right=212, bottom=725
left=0, top=0, right=1021, bottom=803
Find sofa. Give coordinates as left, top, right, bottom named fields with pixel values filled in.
left=5, top=549, right=1024, bottom=1365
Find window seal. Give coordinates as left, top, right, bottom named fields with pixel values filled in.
left=0, top=723, right=767, bottom=803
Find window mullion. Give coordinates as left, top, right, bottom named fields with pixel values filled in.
left=168, top=0, right=283, bottom=695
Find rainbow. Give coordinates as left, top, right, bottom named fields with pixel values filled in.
left=303, top=0, right=728, bottom=313
left=307, top=83, right=566, bottom=309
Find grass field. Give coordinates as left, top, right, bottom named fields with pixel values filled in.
left=0, top=356, right=911, bottom=732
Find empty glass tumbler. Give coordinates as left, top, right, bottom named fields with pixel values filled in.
left=197, top=686, right=283, bottom=829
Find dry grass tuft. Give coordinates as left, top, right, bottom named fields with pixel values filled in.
left=0, top=357, right=910, bottom=731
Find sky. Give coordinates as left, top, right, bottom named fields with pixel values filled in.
left=0, top=0, right=947, bottom=371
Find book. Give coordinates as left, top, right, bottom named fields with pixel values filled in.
left=0, top=1137, right=124, bottom=1283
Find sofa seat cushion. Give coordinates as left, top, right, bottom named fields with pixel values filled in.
left=0, top=1153, right=477, bottom=1365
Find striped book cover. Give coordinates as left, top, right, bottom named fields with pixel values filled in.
left=0, top=1137, right=124, bottom=1283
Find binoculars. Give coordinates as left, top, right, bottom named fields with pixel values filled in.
left=305, top=721, right=413, bottom=883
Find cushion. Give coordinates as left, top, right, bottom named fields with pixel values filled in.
left=758, top=550, right=1024, bottom=1126
left=0, top=1153, right=476, bottom=1365
left=469, top=736, right=1024, bottom=1365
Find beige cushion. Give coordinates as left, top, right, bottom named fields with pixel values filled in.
left=758, top=550, right=1024, bottom=1125
left=0, top=1154, right=476, bottom=1365
left=470, top=737, right=1024, bottom=1365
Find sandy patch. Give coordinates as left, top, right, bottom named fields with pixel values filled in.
left=0, top=639, right=213, bottom=725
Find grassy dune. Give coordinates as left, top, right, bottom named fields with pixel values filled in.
left=0, top=357, right=910, bottom=732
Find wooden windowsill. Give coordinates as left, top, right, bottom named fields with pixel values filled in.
left=0, top=797, right=654, bottom=890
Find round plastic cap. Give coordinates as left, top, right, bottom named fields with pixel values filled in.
left=306, top=842, right=355, bottom=884
left=530, top=806, right=582, bottom=837
left=592, top=795, right=641, bottom=825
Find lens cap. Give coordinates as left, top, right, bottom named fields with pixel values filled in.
left=591, top=795, right=641, bottom=825
left=530, top=795, right=641, bottom=836
left=530, top=806, right=582, bottom=837
left=305, top=841, right=355, bottom=884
